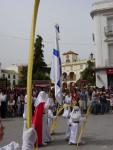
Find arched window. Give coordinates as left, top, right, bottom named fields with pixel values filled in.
left=13, top=74, right=16, bottom=79
left=3, top=74, right=5, bottom=78
left=66, top=54, right=70, bottom=63
left=69, top=72, right=75, bottom=80
left=8, top=74, right=10, bottom=79
left=13, top=80, right=15, bottom=86
left=62, top=72, right=67, bottom=81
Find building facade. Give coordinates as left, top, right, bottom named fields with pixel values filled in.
left=0, top=64, right=19, bottom=88
left=1, top=70, right=18, bottom=88
left=91, top=0, right=113, bottom=89
left=62, top=50, right=90, bottom=88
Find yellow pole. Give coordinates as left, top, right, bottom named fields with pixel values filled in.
left=50, top=104, right=71, bottom=134
left=77, top=103, right=92, bottom=147
left=50, top=105, right=64, bottom=134
left=26, top=0, right=40, bottom=128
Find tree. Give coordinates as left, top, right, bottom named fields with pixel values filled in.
left=18, top=65, right=27, bottom=86
left=76, top=60, right=95, bottom=86
left=18, top=35, right=50, bottom=86
left=33, top=35, right=50, bottom=80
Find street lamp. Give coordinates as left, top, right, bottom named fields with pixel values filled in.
left=90, top=53, right=93, bottom=60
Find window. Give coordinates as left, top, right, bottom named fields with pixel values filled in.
left=92, top=33, right=95, bottom=42
left=66, top=54, right=69, bottom=59
left=108, top=44, right=113, bottom=65
left=8, top=74, right=10, bottom=78
left=3, top=74, right=5, bottom=78
left=107, top=17, right=113, bottom=33
left=80, top=64, right=83, bottom=69
left=107, top=17, right=113, bottom=27
left=13, top=75, right=16, bottom=79
left=69, top=72, right=75, bottom=80
left=66, top=59, right=70, bottom=63
left=66, top=54, right=70, bottom=63
left=13, top=80, right=15, bottom=86
left=62, top=72, right=67, bottom=81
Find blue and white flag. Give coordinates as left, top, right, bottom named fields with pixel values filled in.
left=50, top=49, right=62, bottom=105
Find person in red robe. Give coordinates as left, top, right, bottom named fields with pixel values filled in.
left=32, top=91, right=47, bottom=146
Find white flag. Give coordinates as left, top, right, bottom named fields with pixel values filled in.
left=50, top=49, right=62, bottom=105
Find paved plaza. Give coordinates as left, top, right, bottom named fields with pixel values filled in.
left=0, top=113, right=113, bottom=150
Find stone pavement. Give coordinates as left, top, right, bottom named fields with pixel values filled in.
left=0, top=113, right=113, bottom=150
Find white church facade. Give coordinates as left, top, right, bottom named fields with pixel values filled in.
left=91, top=0, right=113, bottom=89
left=62, top=50, right=93, bottom=88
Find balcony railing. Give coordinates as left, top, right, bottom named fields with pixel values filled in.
left=104, top=25, right=113, bottom=37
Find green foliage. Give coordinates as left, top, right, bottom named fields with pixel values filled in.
left=77, top=60, right=96, bottom=86
left=33, top=72, right=50, bottom=80
left=18, top=66, right=27, bottom=86
left=33, top=35, right=46, bottom=72
left=33, top=35, right=50, bottom=80
left=0, top=78, right=8, bottom=88
left=18, top=35, right=50, bottom=86
left=18, top=79, right=27, bottom=86
left=76, top=79, right=81, bottom=87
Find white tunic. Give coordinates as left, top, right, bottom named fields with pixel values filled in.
left=68, top=108, right=81, bottom=144
left=62, top=95, right=71, bottom=118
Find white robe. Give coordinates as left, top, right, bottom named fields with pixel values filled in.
left=48, top=109, right=54, bottom=130
left=62, top=95, right=71, bottom=118
left=0, top=142, right=19, bottom=150
left=42, top=113, right=51, bottom=143
left=69, top=123, right=79, bottom=144
left=42, top=99, right=52, bottom=143
left=68, top=108, right=82, bottom=144
left=65, top=119, right=71, bottom=140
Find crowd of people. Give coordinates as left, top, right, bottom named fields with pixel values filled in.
left=0, top=86, right=113, bottom=119
left=0, top=88, right=26, bottom=118
left=62, top=86, right=113, bottom=115
left=0, top=85, right=113, bottom=149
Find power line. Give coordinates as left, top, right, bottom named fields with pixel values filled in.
left=0, top=33, right=93, bottom=47
left=0, top=33, right=29, bottom=41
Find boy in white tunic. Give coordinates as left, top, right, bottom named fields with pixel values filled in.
left=68, top=106, right=81, bottom=145
left=62, top=91, right=71, bottom=118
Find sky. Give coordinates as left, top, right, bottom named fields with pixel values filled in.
left=0, top=0, right=94, bottom=68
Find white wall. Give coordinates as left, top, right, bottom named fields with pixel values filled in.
left=96, top=70, right=107, bottom=88
left=91, top=0, right=113, bottom=89
left=1, top=72, right=18, bottom=88
left=93, top=13, right=109, bottom=68
left=0, top=63, right=1, bottom=78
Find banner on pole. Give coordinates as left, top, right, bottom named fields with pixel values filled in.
left=50, top=49, right=62, bottom=105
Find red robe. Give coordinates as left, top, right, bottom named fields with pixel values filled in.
left=32, top=102, right=45, bottom=145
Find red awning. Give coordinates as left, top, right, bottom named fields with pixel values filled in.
left=106, top=69, right=113, bottom=75
left=34, top=84, right=50, bottom=87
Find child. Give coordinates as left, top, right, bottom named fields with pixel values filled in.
left=68, top=106, right=81, bottom=145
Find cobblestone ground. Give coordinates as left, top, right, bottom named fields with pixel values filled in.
left=0, top=113, right=113, bottom=150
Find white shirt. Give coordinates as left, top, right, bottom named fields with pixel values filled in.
left=64, top=95, right=71, bottom=104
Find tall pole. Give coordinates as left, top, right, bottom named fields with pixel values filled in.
left=27, top=0, right=40, bottom=129
left=55, top=24, right=60, bottom=51
left=54, top=24, right=62, bottom=104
